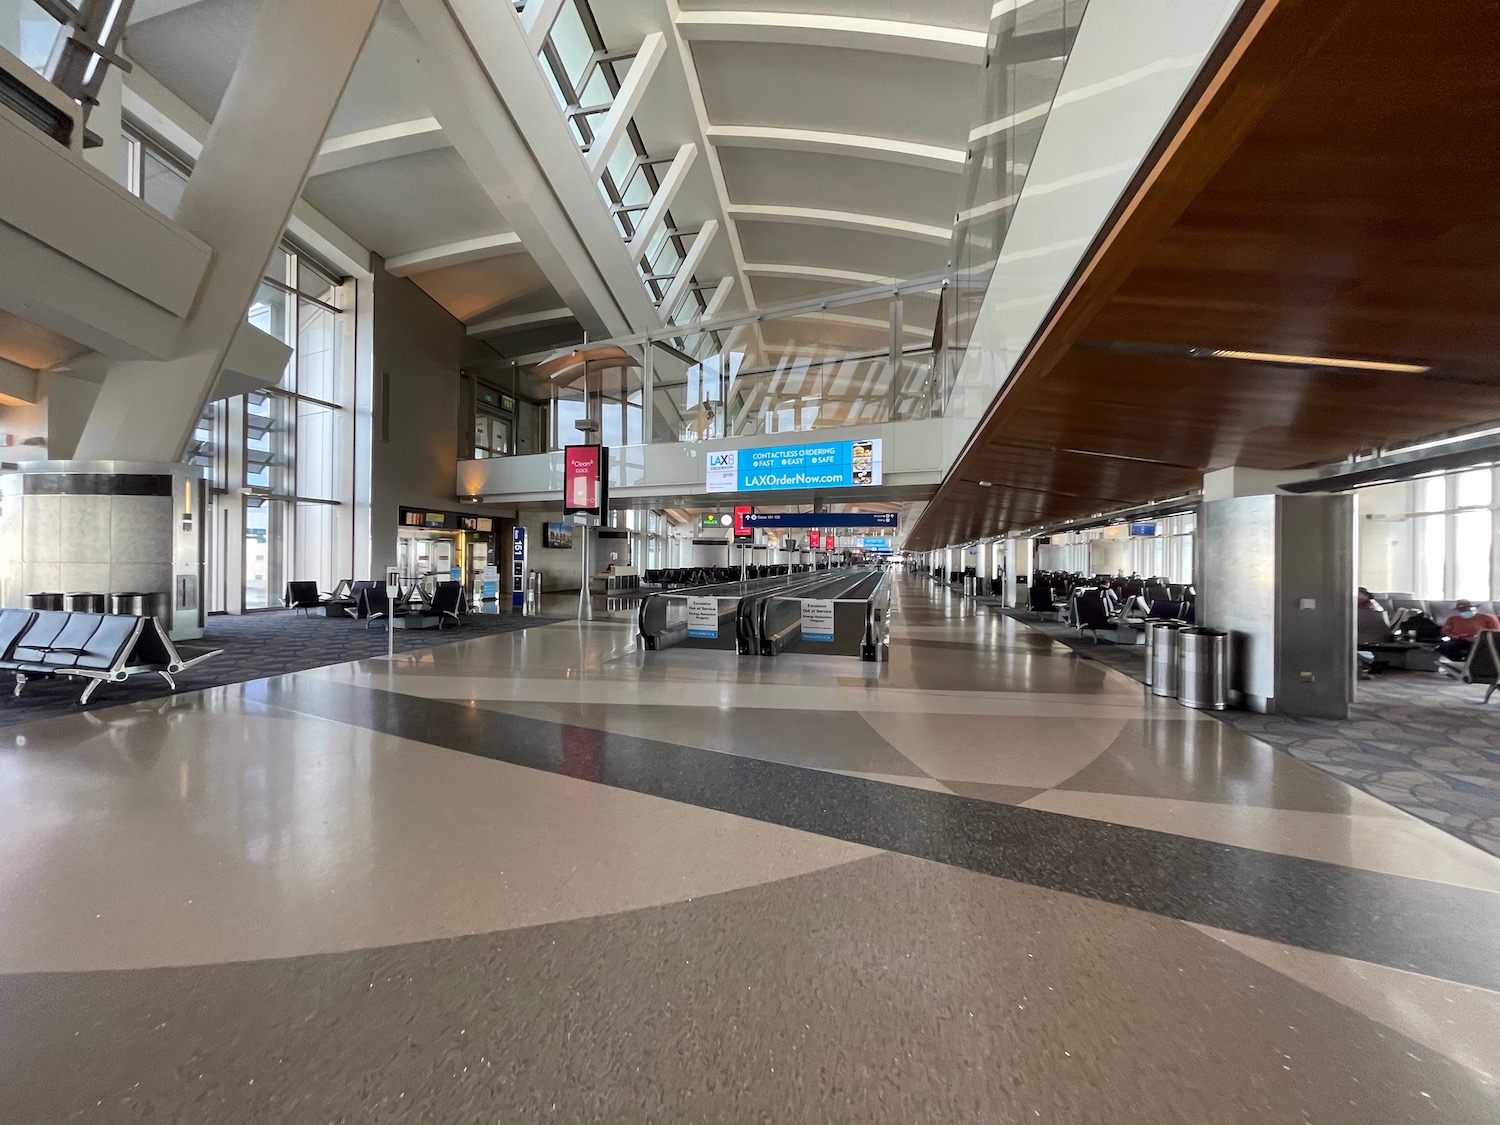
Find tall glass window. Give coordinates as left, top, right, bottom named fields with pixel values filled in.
left=122, top=127, right=358, bottom=612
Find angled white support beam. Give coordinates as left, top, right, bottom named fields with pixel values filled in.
left=675, top=11, right=987, bottom=65
left=385, top=232, right=525, bottom=277
left=744, top=263, right=890, bottom=287
left=128, top=0, right=212, bottom=22
left=467, top=306, right=574, bottom=337
left=626, top=143, right=697, bottom=263
left=727, top=204, right=950, bottom=244
left=122, top=64, right=372, bottom=278
left=699, top=276, right=735, bottom=321
left=0, top=357, right=40, bottom=404
left=310, top=117, right=447, bottom=177
left=660, top=220, right=718, bottom=322
left=520, top=0, right=567, bottom=52
left=586, top=32, right=665, bottom=177
left=704, top=125, right=965, bottom=172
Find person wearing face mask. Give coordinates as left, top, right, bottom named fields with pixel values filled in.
left=1436, top=599, right=1500, bottom=667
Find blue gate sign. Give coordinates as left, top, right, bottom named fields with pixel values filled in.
left=705, top=438, right=882, bottom=494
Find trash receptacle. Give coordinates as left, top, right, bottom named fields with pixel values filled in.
left=1150, top=621, right=1184, bottom=698
left=1177, top=627, right=1228, bottom=710
left=525, top=570, right=543, bottom=614
left=26, top=592, right=63, bottom=611
left=963, top=575, right=978, bottom=597
left=63, top=592, right=106, bottom=613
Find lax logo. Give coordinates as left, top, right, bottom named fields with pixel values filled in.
left=705, top=449, right=739, bottom=492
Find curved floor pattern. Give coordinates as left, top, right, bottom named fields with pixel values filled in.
left=0, top=578, right=1497, bottom=1122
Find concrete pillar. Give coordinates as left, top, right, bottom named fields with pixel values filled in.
left=75, top=0, right=382, bottom=462
left=1198, top=470, right=1354, bottom=718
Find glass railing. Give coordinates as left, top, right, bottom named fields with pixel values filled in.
left=944, top=0, right=1090, bottom=406
left=494, top=274, right=946, bottom=453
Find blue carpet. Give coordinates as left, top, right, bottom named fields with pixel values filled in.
left=0, top=609, right=562, bottom=727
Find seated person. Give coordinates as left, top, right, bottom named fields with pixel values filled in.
left=1436, top=599, right=1500, bottom=666
left=1357, top=587, right=1385, bottom=613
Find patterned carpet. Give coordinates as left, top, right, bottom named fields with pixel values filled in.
left=0, top=609, right=561, bottom=728
left=989, top=603, right=1500, bottom=858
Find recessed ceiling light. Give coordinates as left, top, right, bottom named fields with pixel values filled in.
left=1203, top=349, right=1430, bottom=374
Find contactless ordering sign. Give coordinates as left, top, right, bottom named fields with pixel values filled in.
left=705, top=439, right=883, bottom=494
left=563, top=445, right=607, bottom=516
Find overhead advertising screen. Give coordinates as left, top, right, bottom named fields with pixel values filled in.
left=705, top=438, right=883, bottom=494
left=742, top=512, right=897, bottom=529
left=733, top=505, right=754, bottom=542
left=862, top=538, right=893, bottom=553
left=563, top=445, right=608, bottom=516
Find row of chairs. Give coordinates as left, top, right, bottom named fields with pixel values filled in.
left=0, top=608, right=219, bottom=704
left=287, top=580, right=466, bottom=629
left=1029, top=580, right=1195, bottom=642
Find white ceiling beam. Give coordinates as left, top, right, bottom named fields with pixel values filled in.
left=727, top=204, right=950, bottom=244
left=699, top=276, right=735, bottom=321
left=660, top=220, right=719, bottom=322
left=626, top=143, right=697, bottom=264
left=127, top=0, right=212, bottom=23
left=467, top=306, right=574, bottom=337
left=744, top=263, right=890, bottom=286
left=310, top=117, right=447, bottom=177
left=674, top=11, right=987, bottom=66
left=123, top=63, right=373, bottom=276
left=0, top=357, right=40, bottom=404
left=520, top=0, right=567, bottom=52
left=705, top=125, right=965, bottom=172
left=586, top=32, right=666, bottom=177
left=385, top=232, right=524, bottom=277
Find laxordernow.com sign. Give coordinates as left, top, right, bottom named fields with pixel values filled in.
left=705, top=439, right=883, bottom=494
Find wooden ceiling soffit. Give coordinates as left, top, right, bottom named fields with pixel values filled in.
left=906, top=0, right=1362, bottom=550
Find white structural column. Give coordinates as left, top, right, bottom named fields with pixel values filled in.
left=660, top=220, right=719, bottom=321
left=586, top=32, right=666, bottom=177
left=76, top=0, right=382, bottom=461
left=626, top=143, right=697, bottom=263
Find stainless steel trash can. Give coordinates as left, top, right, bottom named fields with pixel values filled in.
left=525, top=571, right=543, bottom=613
left=963, top=575, right=978, bottom=596
left=26, top=592, right=63, bottom=611
left=1177, top=627, right=1229, bottom=710
left=1150, top=621, right=1184, bottom=698
left=109, top=592, right=164, bottom=617
left=63, top=592, right=107, bottom=613
left=1144, top=618, right=1157, bottom=685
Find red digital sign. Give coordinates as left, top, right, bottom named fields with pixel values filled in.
left=733, top=504, right=754, bottom=542
left=564, top=445, right=606, bottom=516
left=809, top=531, right=821, bottom=550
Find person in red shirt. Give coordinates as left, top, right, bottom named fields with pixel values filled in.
left=1437, top=599, right=1500, bottom=664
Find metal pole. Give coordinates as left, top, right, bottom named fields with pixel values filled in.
left=578, top=519, right=592, bottom=621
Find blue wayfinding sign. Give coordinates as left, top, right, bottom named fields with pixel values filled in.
left=705, top=438, right=883, bottom=494
left=861, top=538, right=893, bottom=552
left=742, top=511, right=897, bottom=529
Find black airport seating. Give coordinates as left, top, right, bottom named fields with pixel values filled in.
left=431, top=581, right=464, bottom=628
left=1074, top=591, right=1111, bottom=642
left=285, top=580, right=329, bottom=616
left=1461, top=629, right=1500, bottom=703
left=0, top=607, right=221, bottom=704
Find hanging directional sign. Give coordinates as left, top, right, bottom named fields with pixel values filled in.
left=741, top=512, right=898, bottom=529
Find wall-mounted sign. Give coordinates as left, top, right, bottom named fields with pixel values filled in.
left=705, top=438, right=883, bottom=494
left=733, top=504, right=754, bottom=543
left=564, top=444, right=608, bottom=517
left=1130, top=522, right=1158, bottom=537
left=687, top=597, right=719, bottom=639
left=511, top=525, right=526, bottom=609
left=802, top=599, right=835, bottom=642
left=500, top=394, right=516, bottom=414
left=699, top=513, right=727, bottom=530
left=742, top=511, right=897, bottom=529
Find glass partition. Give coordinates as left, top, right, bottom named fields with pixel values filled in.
left=947, top=0, right=1090, bottom=400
